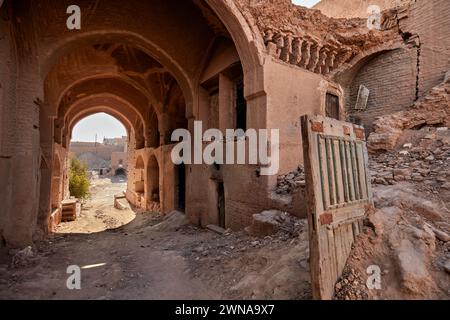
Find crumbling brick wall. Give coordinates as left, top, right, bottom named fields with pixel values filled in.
left=347, top=48, right=418, bottom=127
left=346, top=0, right=450, bottom=130
left=313, top=0, right=413, bottom=19
left=399, top=0, right=450, bottom=97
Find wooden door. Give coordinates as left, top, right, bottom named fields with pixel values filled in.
left=300, top=115, right=373, bottom=300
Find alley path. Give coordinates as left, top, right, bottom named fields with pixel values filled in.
left=56, top=175, right=135, bottom=234
left=0, top=176, right=311, bottom=300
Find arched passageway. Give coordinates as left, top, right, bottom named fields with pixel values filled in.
left=0, top=0, right=266, bottom=247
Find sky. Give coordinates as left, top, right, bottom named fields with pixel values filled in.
left=71, top=113, right=127, bottom=142
left=292, top=0, right=321, bottom=7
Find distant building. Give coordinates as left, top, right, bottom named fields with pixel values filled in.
left=103, top=136, right=127, bottom=147
left=69, top=136, right=128, bottom=171
left=111, top=151, right=128, bottom=176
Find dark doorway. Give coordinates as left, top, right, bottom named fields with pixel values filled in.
left=115, top=168, right=126, bottom=176
left=235, top=81, right=247, bottom=131
left=325, top=93, right=340, bottom=120
left=217, top=182, right=225, bottom=228
left=176, top=163, right=186, bottom=211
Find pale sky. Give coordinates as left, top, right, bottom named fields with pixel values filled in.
left=292, top=0, right=321, bottom=7
left=71, top=113, right=127, bottom=142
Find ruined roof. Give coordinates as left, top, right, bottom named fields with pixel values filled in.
left=236, top=0, right=401, bottom=76
left=313, top=0, right=413, bottom=19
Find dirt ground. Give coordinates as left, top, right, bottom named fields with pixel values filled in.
left=2, top=146, right=447, bottom=300
left=0, top=176, right=311, bottom=300
left=55, top=175, right=135, bottom=234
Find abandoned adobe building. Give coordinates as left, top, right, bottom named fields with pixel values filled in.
left=69, top=136, right=128, bottom=173
left=0, top=0, right=449, bottom=250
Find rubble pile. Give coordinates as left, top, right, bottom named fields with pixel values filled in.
left=337, top=73, right=450, bottom=299
left=237, top=0, right=398, bottom=76
left=369, top=126, right=450, bottom=188
left=368, top=74, right=450, bottom=152
left=183, top=218, right=311, bottom=299
left=182, top=212, right=307, bottom=264
left=10, top=246, right=36, bottom=269
left=341, top=90, right=450, bottom=299
left=275, top=166, right=306, bottom=195
left=334, top=266, right=369, bottom=300
left=336, top=181, right=450, bottom=300
left=245, top=210, right=303, bottom=237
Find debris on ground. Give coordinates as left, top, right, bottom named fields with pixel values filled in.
left=334, top=75, right=450, bottom=300
left=150, top=211, right=189, bottom=231
left=334, top=266, right=369, bottom=300
left=271, top=166, right=308, bottom=218
left=10, top=246, right=35, bottom=268
left=114, top=193, right=128, bottom=210
left=367, top=76, right=450, bottom=152
left=183, top=218, right=311, bottom=299
left=245, top=210, right=299, bottom=237
left=275, top=166, right=306, bottom=195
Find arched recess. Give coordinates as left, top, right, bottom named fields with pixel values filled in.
left=33, top=0, right=265, bottom=235
left=332, top=42, right=417, bottom=129
left=57, top=77, right=152, bottom=123
left=205, top=0, right=265, bottom=89
left=41, top=32, right=195, bottom=119
left=38, top=0, right=265, bottom=119
left=50, top=153, right=62, bottom=210
left=146, top=155, right=160, bottom=204
left=134, top=155, right=145, bottom=194
left=67, top=109, right=132, bottom=143
left=61, top=94, right=147, bottom=148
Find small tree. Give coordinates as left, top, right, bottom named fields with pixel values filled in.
left=69, top=158, right=90, bottom=199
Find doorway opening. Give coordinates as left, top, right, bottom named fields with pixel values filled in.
left=217, top=181, right=226, bottom=228
left=147, top=155, right=160, bottom=203
left=176, top=163, right=186, bottom=211
left=115, top=167, right=126, bottom=176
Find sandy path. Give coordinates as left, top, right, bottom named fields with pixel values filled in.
left=0, top=176, right=311, bottom=300
left=55, top=176, right=135, bottom=234
left=0, top=177, right=220, bottom=300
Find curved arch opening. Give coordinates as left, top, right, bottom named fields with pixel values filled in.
left=70, top=113, right=127, bottom=175
left=133, top=155, right=146, bottom=199
left=146, top=155, right=160, bottom=205
left=334, top=47, right=417, bottom=130
left=33, top=0, right=258, bottom=239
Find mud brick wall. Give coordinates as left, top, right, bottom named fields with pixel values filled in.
left=399, top=0, right=450, bottom=97
left=347, top=0, right=450, bottom=130
left=348, top=48, right=418, bottom=128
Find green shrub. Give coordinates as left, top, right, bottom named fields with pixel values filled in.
left=69, top=158, right=90, bottom=199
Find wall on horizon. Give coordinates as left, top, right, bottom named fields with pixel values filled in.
left=313, top=0, right=412, bottom=18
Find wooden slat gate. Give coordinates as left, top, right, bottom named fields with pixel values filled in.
left=300, top=115, right=373, bottom=300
